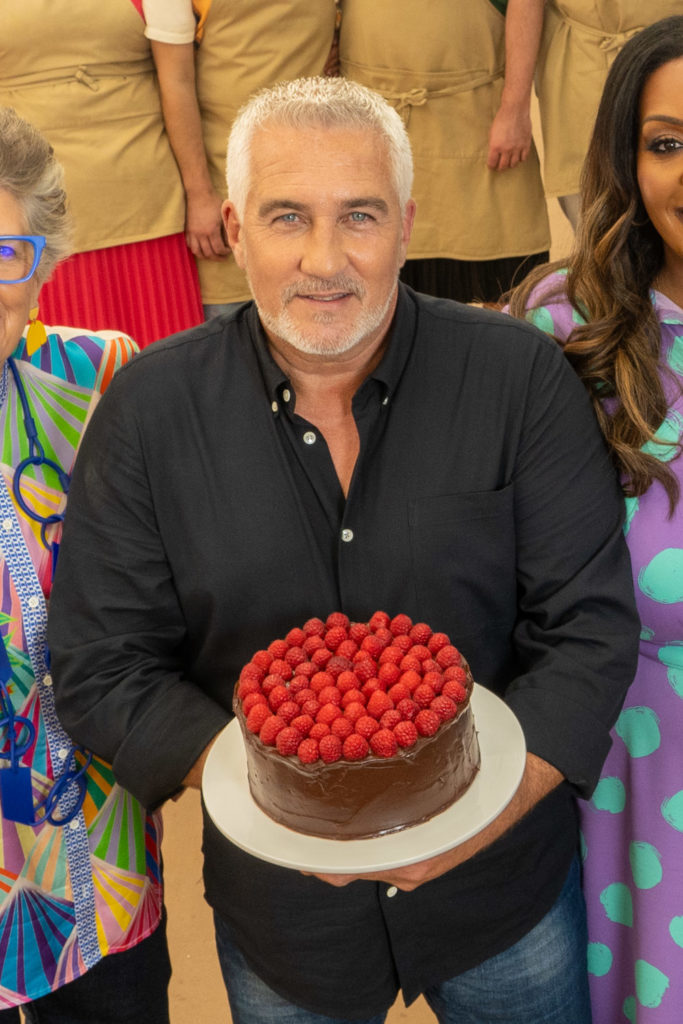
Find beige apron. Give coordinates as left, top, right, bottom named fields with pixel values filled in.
left=0, top=0, right=186, bottom=253
left=193, top=0, right=338, bottom=303
left=339, top=0, right=549, bottom=262
left=537, top=0, right=682, bottom=197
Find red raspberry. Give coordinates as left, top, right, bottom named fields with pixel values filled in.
left=361, top=679, right=382, bottom=698
left=309, top=722, right=331, bottom=740
left=399, top=669, right=422, bottom=692
left=370, top=728, right=398, bottom=758
left=277, top=700, right=300, bottom=724
left=342, top=734, right=369, bottom=761
left=409, top=622, right=433, bottom=645
left=378, top=646, right=403, bottom=666
left=294, top=661, right=316, bottom=678
left=268, top=639, right=289, bottom=659
left=301, top=698, right=321, bottom=717
left=316, top=703, right=342, bottom=726
left=369, top=610, right=391, bottom=631
left=291, top=714, right=315, bottom=736
left=410, top=644, right=431, bottom=662
left=261, top=673, right=285, bottom=696
left=326, top=612, right=350, bottom=630
left=396, top=697, right=419, bottom=721
left=435, top=645, right=461, bottom=669
left=349, top=621, right=371, bottom=643
left=360, top=634, right=385, bottom=659
left=387, top=682, right=411, bottom=704
left=341, top=688, right=366, bottom=708
left=390, top=613, right=413, bottom=635
left=336, top=639, right=359, bottom=660
left=259, top=715, right=287, bottom=746
left=399, top=654, right=422, bottom=673
left=428, top=632, right=450, bottom=654
left=275, top=726, right=301, bottom=756
left=240, top=662, right=265, bottom=684
left=284, top=646, right=306, bottom=668
left=421, top=658, right=441, bottom=675
left=289, top=676, right=310, bottom=696
left=242, top=692, right=268, bottom=715
left=303, top=634, right=326, bottom=655
left=380, top=709, right=402, bottom=730
left=319, top=734, right=343, bottom=763
left=393, top=634, right=413, bottom=653
left=413, top=683, right=436, bottom=709
left=374, top=627, right=393, bottom=645
left=415, top=709, right=441, bottom=737
left=326, top=656, right=352, bottom=679
left=310, top=670, right=335, bottom=693
left=269, top=658, right=293, bottom=681
left=311, top=646, right=333, bottom=667
left=251, top=649, right=273, bottom=671
left=246, top=704, right=272, bottom=733
left=394, top=720, right=418, bottom=748
left=285, top=627, right=306, bottom=647
left=366, top=690, right=394, bottom=719
left=302, top=617, right=326, bottom=636
left=423, top=670, right=444, bottom=691
left=318, top=685, right=342, bottom=706
left=324, top=626, right=348, bottom=651
left=294, top=687, right=316, bottom=706
left=237, top=678, right=262, bottom=701
left=355, top=715, right=380, bottom=739
left=443, top=665, right=468, bottom=684
left=297, top=738, right=319, bottom=764
left=353, top=659, right=377, bottom=683
left=442, top=680, right=467, bottom=704
left=331, top=717, right=354, bottom=740
left=431, top=696, right=457, bottom=721
left=343, top=701, right=366, bottom=723
left=378, top=662, right=401, bottom=687
left=268, top=684, right=290, bottom=711
left=336, top=670, right=360, bottom=693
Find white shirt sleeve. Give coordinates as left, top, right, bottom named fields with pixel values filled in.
left=142, top=0, right=197, bottom=44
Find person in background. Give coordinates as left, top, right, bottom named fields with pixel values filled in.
left=0, top=107, right=169, bottom=1023
left=143, top=0, right=339, bottom=319
left=535, top=0, right=682, bottom=230
left=507, top=16, right=683, bottom=1020
left=339, top=0, right=550, bottom=304
left=0, top=0, right=204, bottom=347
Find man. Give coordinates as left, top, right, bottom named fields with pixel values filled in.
left=49, top=77, right=639, bottom=1023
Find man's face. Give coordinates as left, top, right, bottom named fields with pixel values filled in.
left=225, top=124, right=415, bottom=358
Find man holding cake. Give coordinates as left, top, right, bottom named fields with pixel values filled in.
left=48, top=77, right=639, bottom=1023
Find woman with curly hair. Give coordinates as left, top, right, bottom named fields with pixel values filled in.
left=507, top=16, right=683, bottom=1021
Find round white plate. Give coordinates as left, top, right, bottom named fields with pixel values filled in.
left=202, top=684, right=526, bottom=873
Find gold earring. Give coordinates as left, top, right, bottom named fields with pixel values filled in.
left=26, top=307, right=48, bottom=356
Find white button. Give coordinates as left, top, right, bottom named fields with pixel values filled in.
left=271, top=401, right=279, bottom=414
left=386, top=886, right=398, bottom=898
left=282, top=389, right=291, bottom=403
left=58, top=747, right=69, bottom=759
left=2, top=518, right=12, bottom=531
left=69, top=819, right=80, bottom=830
left=303, top=431, right=317, bottom=445
left=28, top=596, right=40, bottom=609
left=341, top=529, right=354, bottom=543
left=43, top=674, right=53, bottom=687
left=382, top=395, right=389, bottom=406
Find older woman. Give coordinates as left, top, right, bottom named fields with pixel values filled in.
left=0, top=108, right=170, bottom=1022
left=507, top=16, right=683, bottom=1021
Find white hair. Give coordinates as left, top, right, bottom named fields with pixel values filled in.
left=226, top=77, right=414, bottom=216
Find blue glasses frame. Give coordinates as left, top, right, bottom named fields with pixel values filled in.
left=0, top=235, right=46, bottom=284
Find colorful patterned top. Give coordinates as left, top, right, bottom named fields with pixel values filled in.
left=0, top=326, right=163, bottom=1009
left=518, top=272, right=683, bottom=1023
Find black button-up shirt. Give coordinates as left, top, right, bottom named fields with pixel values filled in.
left=50, top=286, right=639, bottom=1016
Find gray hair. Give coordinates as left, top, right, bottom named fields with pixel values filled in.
left=227, top=77, right=414, bottom=216
left=0, top=106, right=72, bottom=283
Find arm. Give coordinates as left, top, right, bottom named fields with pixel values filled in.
left=487, top=0, right=546, bottom=171
left=150, top=40, right=230, bottom=260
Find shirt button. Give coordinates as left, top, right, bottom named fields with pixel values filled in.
left=386, top=886, right=398, bottom=898
left=382, top=395, right=389, bottom=406
left=341, top=529, right=354, bottom=543
left=2, top=518, right=12, bottom=531
left=28, top=596, right=40, bottom=609
left=303, top=431, right=317, bottom=445
left=43, top=674, right=53, bottom=687
left=271, top=401, right=279, bottom=414
left=58, top=747, right=69, bottom=759
left=282, top=389, right=291, bottom=403
left=69, top=819, right=80, bottom=830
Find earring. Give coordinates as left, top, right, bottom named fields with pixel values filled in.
left=26, top=307, right=48, bottom=356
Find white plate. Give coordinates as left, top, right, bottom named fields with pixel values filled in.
left=202, top=684, right=526, bottom=873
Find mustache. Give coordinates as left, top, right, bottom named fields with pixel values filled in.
left=282, top=277, right=366, bottom=302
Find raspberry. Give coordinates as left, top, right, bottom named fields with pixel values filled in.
left=301, top=698, right=321, bottom=717
left=326, top=612, right=350, bottom=630
left=413, top=683, right=436, bottom=709
left=297, top=738, right=319, bottom=764
left=284, top=646, right=306, bottom=668
left=361, top=678, right=382, bottom=698
left=443, top=665, right=467, bottom=684
left=378, top=662, right=401, bottom=687
left=380, top=709, right=402, bottom=730
left=310, top=670, right=335, bottom=693
left=316, top=703, right=342, bottom=726
left=399, top=669, right=422, bottom=692
left=422, top=670, right=444, bottom=691
left=353, top=659, right=377, bottom=683
left=431, top=696, right=457, bottom=721
left=409, top=622, right=433, bottom=645
left=324, top=626, right=348, bottom=651
left=269, top=658, right=293, bottom=681
left=285, top=627, right=306, bottom=647
left=387, top=682, right=411, bottom=704
left=442, top=680, right=467, bottom=704
left=302, top=617, right=325, bottom=636
left=259, top=715, right=287, bottom=746
left=374, top=626, right=393, bottom=645
left=427, top=632, right=450, bottom=654
left=318, top=685, right=342, bottom=706
left=355, top=715, right=380, bottom=739
left=336, top=639, right=359, bottom=660
left=410, top=644, right=431, bottom=662
left=336, top=670, right=360, bottom=692
left=369, top=610, right=391, bottom=631
left=294, top=661, right=316, bottom=678
left=326, top=656, right=352, bottom=679
left=340, top=688, right=366, bottom=708
left=394, top=720, right=418, bottom=748
left=396, top=697, right=419, bottom=721
left=421, top=658, right=441, bottom=675
left=268, top=639, right=289, bottom=659
left=289, top=676, right=310, bottom=696
left=319, top=734, right=343, bottom=763
left=252, top=649, right=273, bottom=671
left=415, top=709, right=441, bottom=737
left=294, top=686, right=316, bottom=706
left=392, top=634, right=413, bottom=653
left=239, top=663, right=265, bottom=684
left=366, top=690, right=394, bottom=719
left=291, top=714, right=315, bottom=736
left=399, top=654, right=422, bottom=673
left=390, top=613, right=413, bottom=635
left=378, top=645, right=403, bottom=666
left=349, top=621, right=370, bottom=643
left=331, top=716, right=354, bottom=740
left=246, top=704, right=272, bottom=733
left=268, top=684, right=290, bottom=711
left=343, top=701, right=366, bottom=723
left=242, top=692, right=268, bottom=715
left=303, top=634, right=326, bottom=655
left=435, top=645, right=461, bottom=669
left=309, top=722, right=331, bottom=740
left=360, top=634, right=385, bottom=659
left=370, top=728, right=398, bottom=758
left=237, top=678, right=262, bottom=700
left=311, top=647, right=333, bottom=667
left=261, top=672, right=285, bottom=696
left=342, top=734, right=369, bottom=761
left=277, top=700, right=300, bottom=724
left=275, top=727, right=301, bottom=756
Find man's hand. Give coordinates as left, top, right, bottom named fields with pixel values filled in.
left=309, top=752, right=562, bottom=891
left=487, top=103, right=533, bottom=171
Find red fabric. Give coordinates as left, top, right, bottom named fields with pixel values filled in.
left=38, top=234, right=205, bottom=348
left=127, top=0, right=145, bottom=19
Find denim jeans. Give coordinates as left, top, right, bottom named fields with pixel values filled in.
left=0, top=914, right=171, bottom=1024
left=214, top=856, right=591, bottom=1024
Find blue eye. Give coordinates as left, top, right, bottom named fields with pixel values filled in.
left=349, top=211, right=370, bottom=222
left=0, top=244, right=17, bottom=260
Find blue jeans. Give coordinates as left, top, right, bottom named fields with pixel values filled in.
left=214, top=856, right=591, bottom=1024
left=0, top=915, right=171, bottom=1024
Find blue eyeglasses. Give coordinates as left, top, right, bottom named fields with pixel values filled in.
left=0, top=235, right=46, bottom=284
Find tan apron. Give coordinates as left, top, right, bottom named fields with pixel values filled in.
left=0, top=0, right=186, bottom=253
left=193, top=0, right=338, bottom=303
left=339, top=0, right=549, bottom=262
left=537, top=0, right=682, bottom=197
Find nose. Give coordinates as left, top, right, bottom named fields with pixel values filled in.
left=299, top=218, right=348, bottom=280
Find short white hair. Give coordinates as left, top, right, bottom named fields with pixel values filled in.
left=226, top=77, right=414, bottom=216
